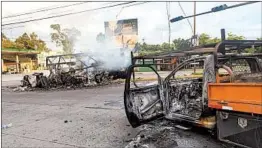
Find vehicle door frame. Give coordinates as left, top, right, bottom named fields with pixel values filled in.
left=124, top=64, right=166, bottom=127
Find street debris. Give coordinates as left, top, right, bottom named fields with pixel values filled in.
left=13, top=52, right=128, bottom=92
left=175, top=125, right=192, bottom=130
left=125, top=120, right=179, bottom=148
left=2, top=123, right=12, bottom=129
left=124, top=119, right=228, bottom=148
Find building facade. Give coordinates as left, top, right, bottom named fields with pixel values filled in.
left=2, top=48, right=39, bottom=73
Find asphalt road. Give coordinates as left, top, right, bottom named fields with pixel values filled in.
left=2, top=82, right=228, bottom=148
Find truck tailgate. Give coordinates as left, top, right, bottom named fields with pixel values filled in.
left=208, top=83, right=262, bottom=115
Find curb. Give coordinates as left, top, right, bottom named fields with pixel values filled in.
left=116, top=74, right=202, bottom=82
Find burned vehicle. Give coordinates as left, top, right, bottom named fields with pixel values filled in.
left=19, top=49, right=130, bottom=90
left=124, top=31, right=262, bottom=148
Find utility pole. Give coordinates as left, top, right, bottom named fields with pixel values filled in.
left=166, top=2, right=171, bottom=47
left=193, top=1, right=196, bottom=37
left=192, top=1, right=198, bottom=46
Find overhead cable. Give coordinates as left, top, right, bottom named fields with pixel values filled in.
left=177, top=2, right=194, bottom=34
left=2, top=25, right=25, bottom=30
left=2, top=1, right=135, bottom=26
left=116, top=2, right=148, bottom=18
left=3, top=2, right=88, bottom=19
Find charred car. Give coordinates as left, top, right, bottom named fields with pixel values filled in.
left=124, top=36, right=262, bottom=148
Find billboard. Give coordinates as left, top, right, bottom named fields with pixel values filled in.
left=104, top=18, right=138, bottom=49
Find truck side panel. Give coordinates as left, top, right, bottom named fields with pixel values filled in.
left=208, top=83, right=262, bottom=115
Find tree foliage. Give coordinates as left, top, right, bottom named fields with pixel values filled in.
left=50, top=24, right=81, bottom=54
left=172, top=38, right=192, bottom=50
left=137, top=32, right=260, bottom=56
left=1, top=32, right=48, bottom=51
left=198, top=32, right=245, bottom=46
left=245, top=37, right=262, bottom=53
left=2, top=32, right=16, bottom=48
left=227, top=32, right=245, bottom=40
left=199, top=33, right=220, bottom=45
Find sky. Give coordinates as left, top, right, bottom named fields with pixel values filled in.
left=2, top=1, right=262, bottom=52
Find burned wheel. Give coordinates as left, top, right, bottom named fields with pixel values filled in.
left=95, top=74, right=103, bottom=84
left=124, top=92, right=141, bottom=128
left=40, top=76, right=49, bottom=89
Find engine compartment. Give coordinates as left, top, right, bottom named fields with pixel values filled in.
left=167, top=78, right=203, bottom=119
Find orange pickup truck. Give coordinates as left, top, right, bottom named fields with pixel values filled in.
left=124, top=39, right=262, bottom=148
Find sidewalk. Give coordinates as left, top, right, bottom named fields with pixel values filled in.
left=1, top=70, right=50, bottom=87
left=2, top=70, right=49, bottom=82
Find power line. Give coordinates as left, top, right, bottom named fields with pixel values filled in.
left=3, top=16, right=34, bottom=24
left=116, top=2, right=148, bottom=18
left=2, top=2, right=119, bottom=24
left=123, top=1, right=148, bottom=8
left=2, top=25, right=25, bottom=30
left=2, top=2, right=88, bottom=19
left=2, top=2, right=135, bottom=26
left=2, top=3, right=68, bottom=20
left=177, top=2, right=194, bottom=34
left=2, top=8, right=75, bottom=24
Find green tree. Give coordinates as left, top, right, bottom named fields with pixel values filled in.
left=199, top=33, right=221, bottom=45
left=136, top=32, right=260, bottom=56
left=227, top=32, right=245, bottom=40
left=172, top=38, right=191, bottom=50
left=199, top=32, right=246, bottom=46
left=2, top=32, right=7, bottom=40
left=1, top=32, right=16, bottom=48
left=15, top=33, right=31, bottom=49
left=50, top=24, right=81, bottom=54
left=199, top=33, right=211, bottom=45
left=161, top=42, right=172, bottom=51
left=254, top=38, right=262, bottom=53
left=13, top=32, right=48, bottom=51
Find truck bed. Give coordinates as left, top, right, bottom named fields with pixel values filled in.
left=208, top=83, right=262, bottom=115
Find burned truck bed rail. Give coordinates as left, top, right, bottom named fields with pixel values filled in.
left=46, top=53, right=98, bottom=73
left=130, top=40, right=261, bottom=69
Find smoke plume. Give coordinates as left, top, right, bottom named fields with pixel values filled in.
left=80, top=40, right=132, bottom=71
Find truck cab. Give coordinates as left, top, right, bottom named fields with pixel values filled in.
left=124, top=39, right=262, bottom=148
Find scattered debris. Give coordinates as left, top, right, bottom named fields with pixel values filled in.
left=125, top=124, right=178, bottom=148
left=13, top=86, right=28, bottom=92
left=14, top=53, right=128, bottom=92
left=2, top=123, right=12, bottom=129
left=175, top=125, right=192, bottom=130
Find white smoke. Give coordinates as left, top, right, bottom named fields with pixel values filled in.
left=80, top=40, right=132, bottom=71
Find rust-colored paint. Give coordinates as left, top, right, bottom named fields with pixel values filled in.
left=171, top=58, right=177, bottom=64
left=208, top=83, right=262, bottom=115
left=197, top=116, right=216, bottom=129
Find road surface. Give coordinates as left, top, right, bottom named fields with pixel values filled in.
left=2, top=78, right=229, bottom=147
